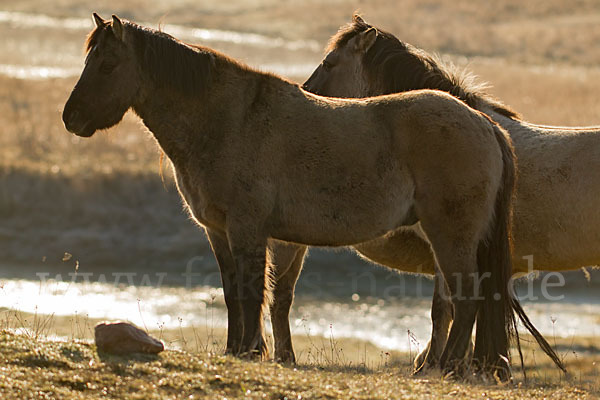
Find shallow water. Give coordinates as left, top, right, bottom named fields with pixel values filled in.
left=2, top=277, right=598, bottom=352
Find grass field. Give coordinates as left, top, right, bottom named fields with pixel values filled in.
left=1, top=308, right=598, bottom=399
left=1, top=0, right=599, bottom=397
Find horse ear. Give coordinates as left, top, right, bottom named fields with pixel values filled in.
left=111, top=14, right=124, bottom=41
left=354, top=27, right=377, bottom=53
left=353, top=14, right=365, bottom=25
left=92, top=12, right=106, bottom=28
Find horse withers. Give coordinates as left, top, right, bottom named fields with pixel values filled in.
left=63, top=14, right=517, bottom=378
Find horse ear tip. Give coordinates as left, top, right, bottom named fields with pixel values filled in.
left=92, top=12, right=105, bottom=26
left=353, top=13, right=364, bottom=23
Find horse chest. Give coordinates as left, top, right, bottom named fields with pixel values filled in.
left=174, top=169, right=226, bottom=230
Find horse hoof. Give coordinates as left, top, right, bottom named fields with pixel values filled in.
left=440, top=360, right=468, bottom=380
left=413, top=358, right=440, bottom=376
left=413, top=354, right=426, bottom=373
left=238, top=349, right=263, bottom=360
left=238, top=341, right=269, bottom=361
left=472, top=356, right=512, bottom=382
left=412, top=364, right=426, bottom=376
left=489, top=360, right=512, bottom=383
left=275, top=352, right=296, bottom=365
left=224, top=347, right=239, bottom=356
left=413, top=351, right=440, bottom=375
left=493, top=368, right=511, bottom=383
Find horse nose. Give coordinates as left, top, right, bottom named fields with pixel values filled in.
left=62, top=107, right=79, bottom=130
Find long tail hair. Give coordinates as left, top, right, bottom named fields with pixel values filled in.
left=473, top=116, right=566, bottom=379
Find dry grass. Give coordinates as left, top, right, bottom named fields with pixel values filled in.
left=4, top=306, right=598, bottom=389
left=0, top=306, right=598, bottom=399
left=0, top=325, right=597, bottom=399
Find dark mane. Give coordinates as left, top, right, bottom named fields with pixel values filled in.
left=330, top=15, right=520, bottom=119
left=86, top=21, right=214, bottom=96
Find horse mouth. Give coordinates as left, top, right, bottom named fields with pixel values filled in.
left=74, top=123, right=96, bottom=137
left=63, top=117, right=96, bottom=137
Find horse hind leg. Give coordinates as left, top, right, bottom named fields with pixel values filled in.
left=416, top=207, right=483, bottom=376
left=414, top=271, right=454, bottom=373
left=268, top=243, right=307, bottom=364
left=435, top=253, right=479, bottom=376
left=417, top=203, right=512, bottom=378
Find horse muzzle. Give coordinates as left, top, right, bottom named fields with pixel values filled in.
left=62, top=107, right=95, bottom=137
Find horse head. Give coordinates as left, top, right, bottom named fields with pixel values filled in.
left=63, top=13, right=139, bottom=137
left=303, top=15, right=378, bottom=98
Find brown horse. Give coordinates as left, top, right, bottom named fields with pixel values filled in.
left=300, top=14, right=590, bottom=373
left=64, top=13, right=521, bottom=378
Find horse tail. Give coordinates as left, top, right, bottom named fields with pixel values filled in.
left=473, top=115, right=566, bottom=378
left=472, top=116, right=517, bottom=378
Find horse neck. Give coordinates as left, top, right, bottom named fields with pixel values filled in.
left=131, top=62, right=252, bottom=166
left=132, top=84, right=201, bottom=164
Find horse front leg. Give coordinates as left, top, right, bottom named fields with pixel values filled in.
left=414, top=271, right=453, bottom=373
left=228, top=228, right=269, bottom=360
left=269, top=243, right=307, bottom=364
left=205, top=227, right=243, bottom=355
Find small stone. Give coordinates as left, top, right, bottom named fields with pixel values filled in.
left=94, top=322, right=164, bottom=355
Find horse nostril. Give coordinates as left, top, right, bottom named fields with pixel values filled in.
left=63, top=108, right=79, bottom=127
left=69, top=109, right=79, bottom=123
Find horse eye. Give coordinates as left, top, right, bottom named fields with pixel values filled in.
left=322, top=61, right=333, bottom=71
left=99, top=61, right=117, bottom=74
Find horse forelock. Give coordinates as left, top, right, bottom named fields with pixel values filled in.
left=85, top=24, right=105, bottom=54
left=357, top=27, right=520, bottom=120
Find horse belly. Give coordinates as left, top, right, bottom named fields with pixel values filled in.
left=512, top=195, right=600, bottom=272
left=271, top=173, right=415, bottom=246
